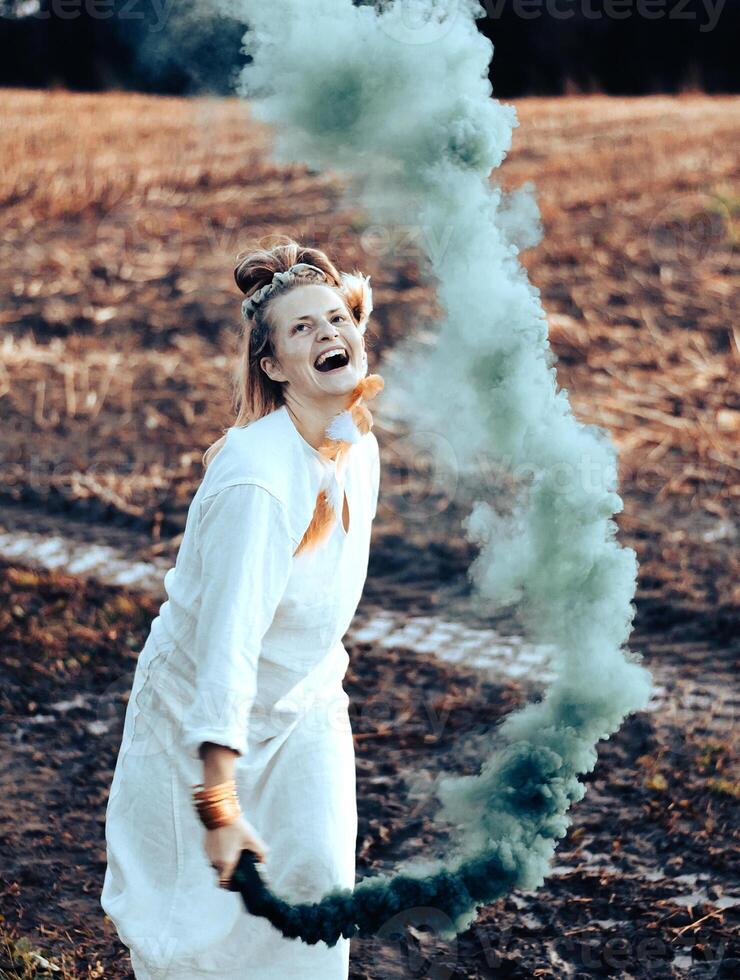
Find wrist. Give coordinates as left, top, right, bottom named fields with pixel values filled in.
left=199, top=741, right=239, bottom=787
left=192, top=777, right=242, bottom=829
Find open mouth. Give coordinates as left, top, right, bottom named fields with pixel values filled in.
left=313, top=346, right=350, bottom=373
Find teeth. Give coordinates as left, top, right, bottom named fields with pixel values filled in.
left=315, top=346, right=347, bottom=368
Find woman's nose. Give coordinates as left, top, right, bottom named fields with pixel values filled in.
left=317, top=321, right=340, bottom=341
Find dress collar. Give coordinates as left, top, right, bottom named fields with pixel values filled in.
left=276, top=375, right=384, bottom=555
left=277, top=404, right=335, bottom=467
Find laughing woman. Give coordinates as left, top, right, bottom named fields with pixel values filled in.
left=101, top=239, right=382, bottom=979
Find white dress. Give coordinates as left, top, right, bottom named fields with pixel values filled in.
left=100, top=404, right=380, bottom=979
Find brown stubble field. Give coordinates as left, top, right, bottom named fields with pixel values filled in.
left=0, top=89, right=738, bottom=978
left=0, top=90, right=737, bottom=624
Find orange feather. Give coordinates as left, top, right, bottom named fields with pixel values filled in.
left=294, top=373, right=384, bottom=555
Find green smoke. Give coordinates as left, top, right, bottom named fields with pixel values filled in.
left=221, top=0, right=654, bottom=942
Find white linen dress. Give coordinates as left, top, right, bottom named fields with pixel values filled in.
left=100, top=404, right=380, bottom=979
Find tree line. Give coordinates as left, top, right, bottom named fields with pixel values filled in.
left=0, top=0, right=736, bottom=97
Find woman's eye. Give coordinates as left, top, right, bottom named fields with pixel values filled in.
left=294, top=316, right=346, bottom=332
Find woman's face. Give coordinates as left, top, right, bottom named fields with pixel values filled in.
left=260, top=283, right=367, bottom=399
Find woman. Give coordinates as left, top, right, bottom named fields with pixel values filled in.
left=101, top=239, right=382, bottom=979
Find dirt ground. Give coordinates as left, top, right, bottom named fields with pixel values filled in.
left=0, top=560, right=737, bottom=978
left=0, top=89, right=738, bottom=978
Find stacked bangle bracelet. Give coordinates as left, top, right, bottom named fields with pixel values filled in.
left=192, top=778, right=242, bottom=829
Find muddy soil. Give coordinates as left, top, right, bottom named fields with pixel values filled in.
left=0, top=555, right=737, bottom=979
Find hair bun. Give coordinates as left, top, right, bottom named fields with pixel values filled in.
left=232, top=239, right=373, bottom=333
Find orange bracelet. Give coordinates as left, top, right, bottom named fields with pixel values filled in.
left=192, top=779, right=242, bottom=829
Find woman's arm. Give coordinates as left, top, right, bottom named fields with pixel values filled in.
left=199, top=740, right=239, bottom=788
left=187, top=482, right=295, bottom=881
left=199, top=741, right=269, bottom=875
left=181, top=481, right=295, bottom=760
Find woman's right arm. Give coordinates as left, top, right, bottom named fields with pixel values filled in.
left=182, top=482, right=295, bottom=876
left=181, top=481, right=295, bottom=760
left=200, top=740, right=269, bottom=874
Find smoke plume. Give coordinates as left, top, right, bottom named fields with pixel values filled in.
left=217, top=0, right=653, bottom=943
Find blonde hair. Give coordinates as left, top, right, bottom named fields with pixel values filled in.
left=202, top=236, right=374, bottom=469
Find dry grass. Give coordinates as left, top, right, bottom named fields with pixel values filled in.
left=0, top=927, right=95, bottom=978
left=0, top=88, right=737, bottom=621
